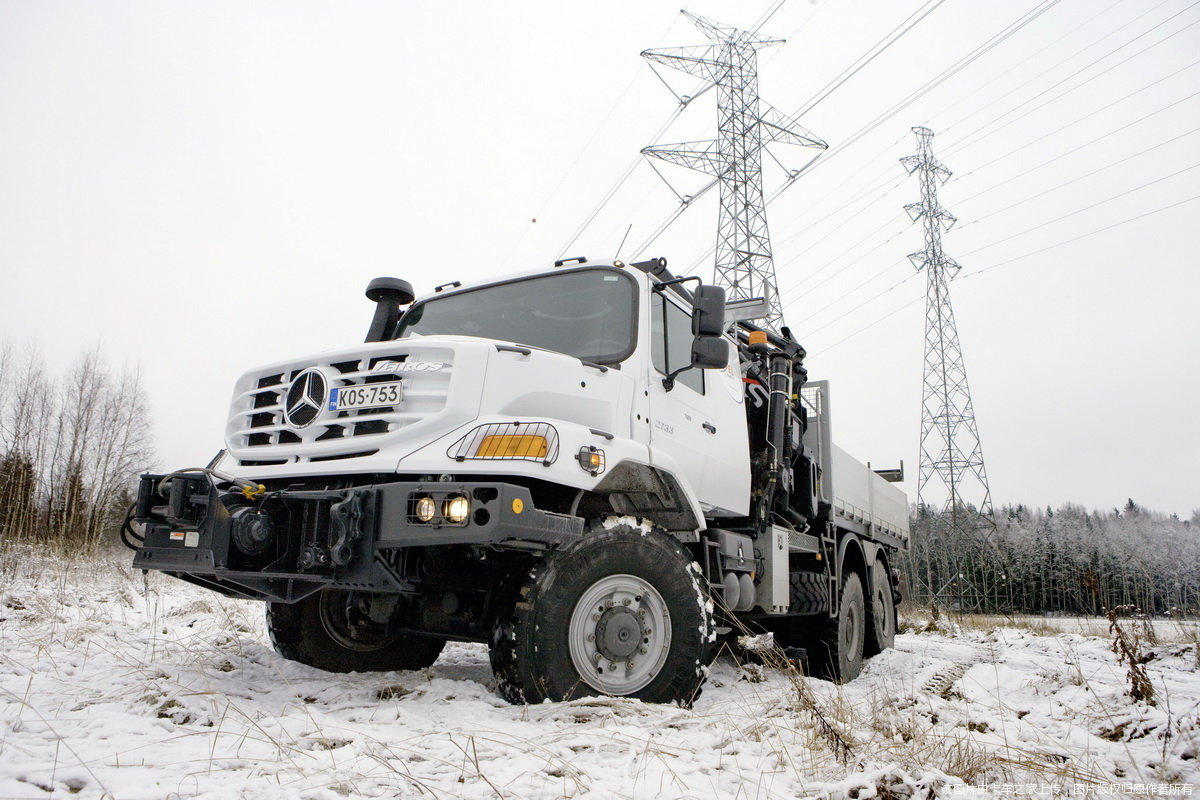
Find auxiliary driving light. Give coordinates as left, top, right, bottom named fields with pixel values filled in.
left=443, top=495, right=470, bottom=523
left=414, top=495, right=437, bottom=523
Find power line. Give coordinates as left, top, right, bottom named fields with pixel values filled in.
left=959, top=190, right=1200, bottom=280
left=771, top=2, right=1193, bottom=273
left=957, top=159, right=1200, bottom=257
left=788, top=122, right=1200, bottom=327
left=556, top=104, right=688, bottom=259
left=644, top=0, right=1064, bottom=271
left=770, top=0, right=1124, bottom=255
left=795, top=0, right=950, bottom=118
left=777, top=188, right=907, bottom=287
left=817, top=291, right=924, bottom=352
left=956, top=124, right=1200, bottom=230
left=781, top=78, right=1200, bottom=325
left=804, top=269, right=917, bottom=337
left=780, top=214, right=910, bottom=303
left=944, top=2, right=1200, bottom=157
left=807, top=159, right=1200, bottom=335
left=937, top=0, right=1169, bottom=136
left=956, top=65, right=1200, bottom=183
left=813, top=191, right=1200, bottom=351
left=779, top=0, right=1066, bottom=186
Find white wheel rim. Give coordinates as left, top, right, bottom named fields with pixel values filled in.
left=842, top=594, right=863, bottom=661
left=874, top=580, right=894, bottom=639
left=568, top=574, right=672, bottom=695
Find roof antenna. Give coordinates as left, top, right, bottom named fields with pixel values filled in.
left=614, top=223, right=633, bottom=262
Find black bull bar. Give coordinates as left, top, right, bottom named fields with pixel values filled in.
left=130, top=473, right=583, bottom=603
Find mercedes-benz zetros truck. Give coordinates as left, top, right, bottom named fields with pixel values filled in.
left=126, top=256, right=908, bottom=705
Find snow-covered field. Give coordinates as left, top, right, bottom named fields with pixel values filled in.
left=1, top=551, right=1197, bottom=800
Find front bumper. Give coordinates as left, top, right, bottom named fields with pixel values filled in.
left=131, top=473, right=583, bottom=602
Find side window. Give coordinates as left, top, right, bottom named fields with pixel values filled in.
left=651, top=294, right=705, bottom=394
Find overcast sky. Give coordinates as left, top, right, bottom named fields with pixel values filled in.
left=2, top=0, right=1197, bottom=517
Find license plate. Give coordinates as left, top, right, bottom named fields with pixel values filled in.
left=328, top=381, right=402, bottom=411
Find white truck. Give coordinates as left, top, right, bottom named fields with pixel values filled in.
left=126, top=257, right=909, bottom=704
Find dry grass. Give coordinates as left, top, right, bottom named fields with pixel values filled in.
left=900, top=609, right=1200, bottom=646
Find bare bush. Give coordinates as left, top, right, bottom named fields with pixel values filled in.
left=1106, top=605, right=1156, bottom=706
left=0, top=341, right=153, bottom=550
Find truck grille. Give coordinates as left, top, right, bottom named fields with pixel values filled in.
left=227, top=346, right=453, bottom=465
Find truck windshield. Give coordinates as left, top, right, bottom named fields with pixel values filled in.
left=394, top=268, right=638, bottom=364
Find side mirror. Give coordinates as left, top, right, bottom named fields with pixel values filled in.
left=691, top=335, right=728, bottom=369
left=692, top=285, right=726, bottom=336
left=365, top=277, right=416, bottom=343
left=662, top=283, right=729, bottom=391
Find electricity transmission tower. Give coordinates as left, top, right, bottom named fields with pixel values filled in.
left=901, top=126, right=1001, bottom=611
left=641, top=11, right=826, bottom=332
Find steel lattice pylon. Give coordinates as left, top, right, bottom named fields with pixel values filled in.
left=901, top=126, right=1002, bottom=611
left=641, top=11, right=826, bottom=332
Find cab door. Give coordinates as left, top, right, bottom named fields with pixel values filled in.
left=646, top=291, right=749, bottom=516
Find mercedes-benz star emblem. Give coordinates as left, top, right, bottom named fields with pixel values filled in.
left=283, top=369, right=327, bottom=429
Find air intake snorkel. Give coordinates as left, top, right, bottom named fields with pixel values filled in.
left=364, top=277, right=415, bottom=342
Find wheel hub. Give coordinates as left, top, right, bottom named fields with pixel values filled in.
left=318, top=591, right=398, bottom=652
left=594, top=607, right=644, bottom=661
left=568, top=573, right=672, bottom=695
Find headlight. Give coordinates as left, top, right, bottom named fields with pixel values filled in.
left=414, top=496, right=437, bottom=522
left=447, top=422, right=560, bottom=465
left=443, top=495, right=470, bottom=523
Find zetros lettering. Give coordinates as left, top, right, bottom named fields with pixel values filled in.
left=371, top=360, right=446, bottom=374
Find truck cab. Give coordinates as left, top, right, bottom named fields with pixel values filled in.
left=128, top=257, right=908, bottom=704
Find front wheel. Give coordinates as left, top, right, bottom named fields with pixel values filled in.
left=491, top=524, right=716, bottom=705
left=267, top=590, right=445, bottom=673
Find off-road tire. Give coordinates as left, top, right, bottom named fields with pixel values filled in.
left=490, top=523, right=716, bottom=706
left=864, top=559, right=897, bottom=657
left=789, top=570, right=830, bottom=615
left=267, top=590, right=445, bottom=673
left=808, top=571, right=865, bottom=683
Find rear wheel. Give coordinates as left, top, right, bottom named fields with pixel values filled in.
left=864, top=559, right=897, bottom=656
left=491, top=524, right=715, bottom=705
left=808, top=571, right=865, bottom=683
left=267, top=590, right=445, bottom=673
left=789, top=569, right=830, bottom=615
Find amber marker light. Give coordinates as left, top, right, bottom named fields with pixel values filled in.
left=476, top=434, right=549, bottom=459
left=576, top=446, right=606, bottom=475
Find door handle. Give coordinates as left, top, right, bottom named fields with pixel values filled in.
left=702, top=422, right=716, bottom=434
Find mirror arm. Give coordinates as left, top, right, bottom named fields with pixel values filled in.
left=652, top=275, right=701, bottom=294
left=662, top=365, right=692, bottom=392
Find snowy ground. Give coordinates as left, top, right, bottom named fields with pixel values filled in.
left=1, top=552, right=1197, bottom=800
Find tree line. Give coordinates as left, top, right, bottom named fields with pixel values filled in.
left=2, top=339, right=1198, bottom=615
left=0, top=342, right=153, bottom=550
left=903, top=500, right=1200, bottom=615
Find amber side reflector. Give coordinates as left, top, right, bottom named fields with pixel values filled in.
left=476, top=435, right=549, bottom=459
left=748, top=330, right=768, bottom=346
